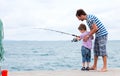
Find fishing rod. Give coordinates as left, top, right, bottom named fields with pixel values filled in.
left=33, top=28, right=79, bottom=42
left=33, top=28, right=78, bottom=37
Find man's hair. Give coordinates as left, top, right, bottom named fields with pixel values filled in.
left=76, top=9, right=87, bottom=16
left=78, top=23, right=86, bottom=30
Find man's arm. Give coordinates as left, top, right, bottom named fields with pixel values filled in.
left=89, top=23, right=98, bottom=37
left=84, top=23, right=98, bottom=42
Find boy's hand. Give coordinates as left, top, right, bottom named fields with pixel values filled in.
left=71, top=38, right=78, bottom=42
left=76, top=36, right=81, bottom=40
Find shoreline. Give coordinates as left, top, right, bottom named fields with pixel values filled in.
left=9, top=68, right=120, bottom=76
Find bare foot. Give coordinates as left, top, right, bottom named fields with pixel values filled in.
left=89, top=66, right=96, bottom=70
left=99, top=68, right=107, bottom=72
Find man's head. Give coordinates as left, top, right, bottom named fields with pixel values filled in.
left=76, top=9, right=87, bottom=21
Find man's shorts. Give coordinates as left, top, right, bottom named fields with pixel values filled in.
left=81, top=46, right=91, bottom=63
left=94, top=35, right=108, bottom=56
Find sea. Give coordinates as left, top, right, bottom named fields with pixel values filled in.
left=1, top=40, right=120, bottom=72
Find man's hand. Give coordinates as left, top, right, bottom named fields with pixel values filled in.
left=83, top=35, right=89, bottom=42
left=83, top=24, right=97, bottom=42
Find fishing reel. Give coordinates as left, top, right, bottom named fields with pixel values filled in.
left=71, top=38, right=78, bottom=42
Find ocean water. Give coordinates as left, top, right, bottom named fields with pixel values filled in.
left=1, top=40, right=120, bottom=71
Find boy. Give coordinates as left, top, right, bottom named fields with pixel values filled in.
left=76, top=23, right=93, bottom=71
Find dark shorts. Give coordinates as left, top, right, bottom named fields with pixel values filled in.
left=81, top=46, right=91, bottom=63
left=94, top=35, right=108, bottom=56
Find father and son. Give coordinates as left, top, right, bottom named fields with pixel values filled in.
left=75, top=9, right=108, bottom=72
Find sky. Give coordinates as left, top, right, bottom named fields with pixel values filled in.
left=0, top=0, right=120, bottom=41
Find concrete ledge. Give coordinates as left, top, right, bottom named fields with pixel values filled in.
left=9, top=68, right=120, bottom=76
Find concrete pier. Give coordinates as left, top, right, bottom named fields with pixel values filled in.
left=9, top=68, right=120, bottom=76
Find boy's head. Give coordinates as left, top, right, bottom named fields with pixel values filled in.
left=78, top=23, right=86, bottom=33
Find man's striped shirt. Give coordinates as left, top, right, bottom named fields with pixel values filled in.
left=86, top=14, right=108, bottom=37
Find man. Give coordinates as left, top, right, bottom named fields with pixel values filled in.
left=76, top=9, right=108, bottom=72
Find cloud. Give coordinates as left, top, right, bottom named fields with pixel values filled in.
left=0, top=0, right=120, bottom=40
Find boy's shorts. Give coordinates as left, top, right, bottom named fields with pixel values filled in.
left=94, top=35, right=108, bottom=56
left=81, top=46, right=91, bottom=63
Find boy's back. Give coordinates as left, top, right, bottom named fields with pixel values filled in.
left=80, top=31, right=93, bottom=49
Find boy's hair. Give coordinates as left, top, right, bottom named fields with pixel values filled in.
left=78, top=24, right=86, bottom=30
left=76, top=9, right=87, bottom=16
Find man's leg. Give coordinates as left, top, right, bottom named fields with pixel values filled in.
left=101, top=55, right=107, bottom=72
left=100, top=35, right=108, bottom=72
left=90, top=37, right=98, bottom=70
left=90, top=55, right=98, bottom=70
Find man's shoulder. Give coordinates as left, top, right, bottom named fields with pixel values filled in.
left=87, top=14, right=96, bottom=18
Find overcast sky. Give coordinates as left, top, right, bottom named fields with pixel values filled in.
left=0, top=0, right=120, bottom=41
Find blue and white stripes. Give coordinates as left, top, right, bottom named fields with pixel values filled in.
left=86, top=14, right=108, bottom=37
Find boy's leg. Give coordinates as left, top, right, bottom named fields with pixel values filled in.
left=81, top=62, right=86, bottom=71
left=86, top=62, right=90, bottom=71
left=81, top=46, right=86, bottom=70
left=101, top=55, right=107, bottom=72
left=86, top=48, right=91, bottom=68
left=90, top=55, right=98, bottom=70
left=82, top=62, right=85, bottom=67
left=87, top=62, right=90, bottom=67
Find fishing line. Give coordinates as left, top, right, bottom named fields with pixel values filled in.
left=33, top=28, right=78, bottom=37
